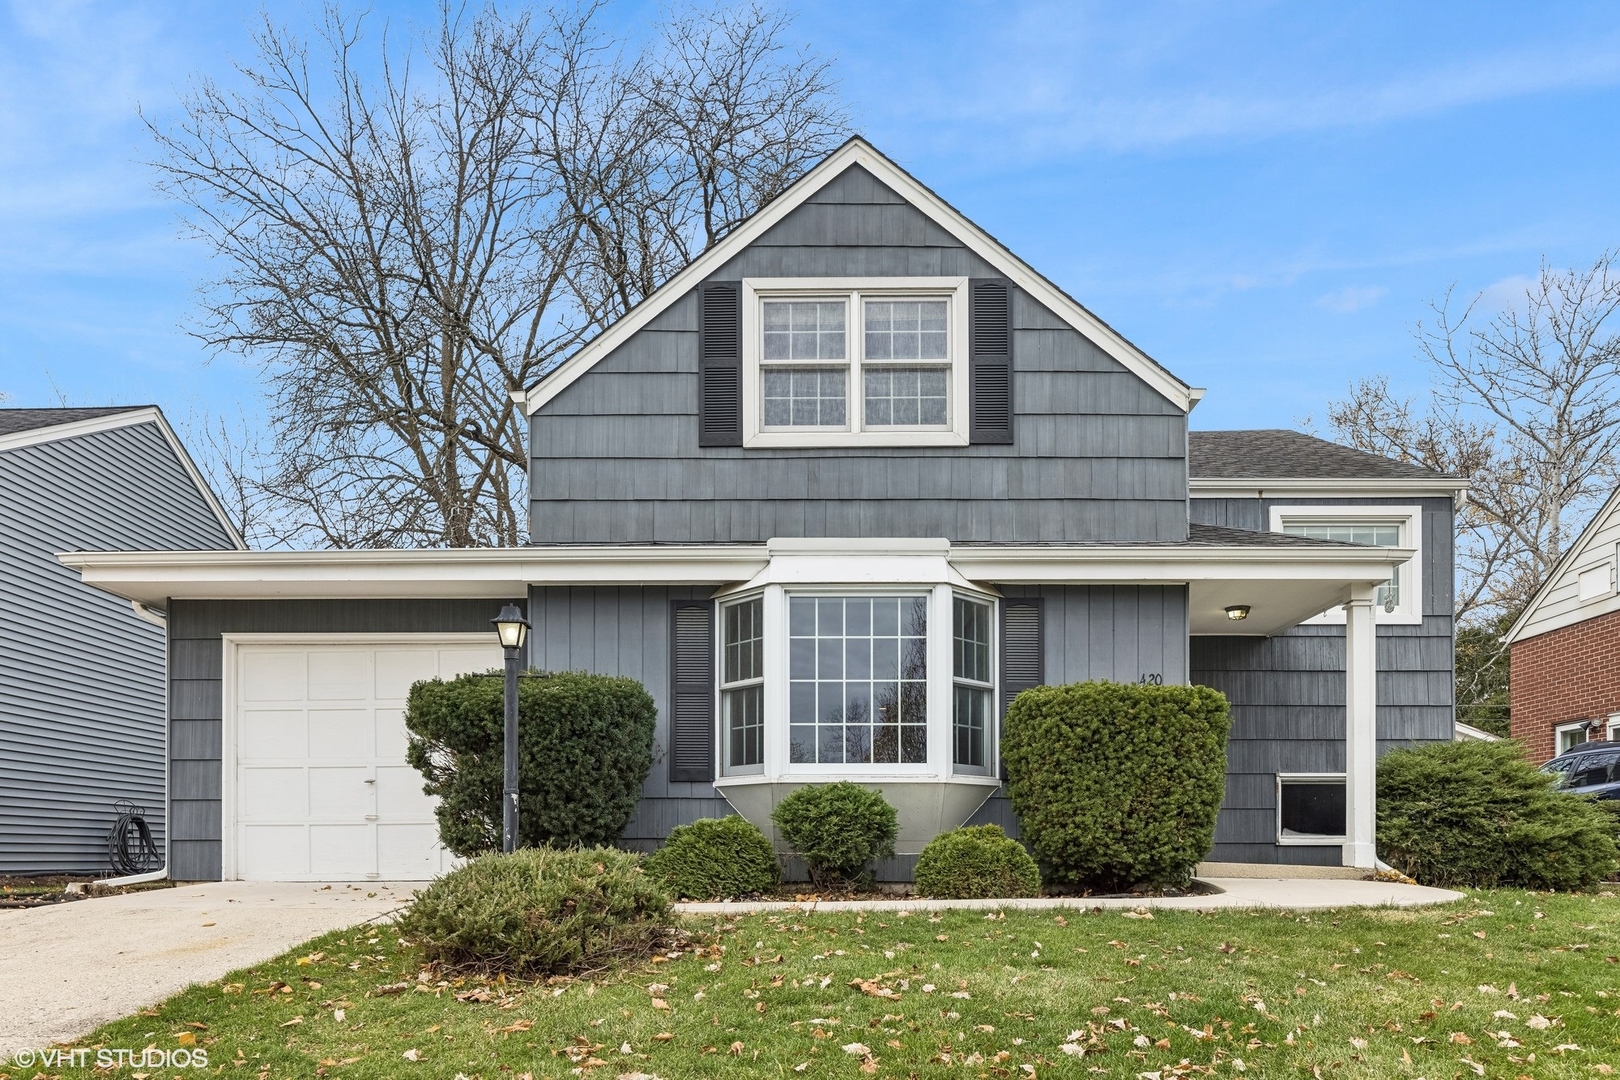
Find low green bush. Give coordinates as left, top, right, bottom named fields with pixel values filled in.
left=405, top=670, right=657, bottom=855
left=644, top=816, right=779, bottom=899
left=1377, top=740, right=1619, bottom=890
left=1003, top=681, right=1231, bottom=892
left=913, top=824, right=1040, bottom=899
left=771, top=782, right=897, bottom=886
left=395, top=847, right=670, bottom=977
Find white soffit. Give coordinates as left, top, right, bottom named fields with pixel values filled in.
left=1190, top=477, right=1469, bottom=500
left=522, top=138, right=1195, bottom=415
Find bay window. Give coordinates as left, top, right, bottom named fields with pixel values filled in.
left=715, top=572, right=1000, bottom=782
left=742, top=278, right=971, bottom=448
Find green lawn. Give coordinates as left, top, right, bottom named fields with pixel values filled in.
left=25, top=889, right=1620, bottom=1079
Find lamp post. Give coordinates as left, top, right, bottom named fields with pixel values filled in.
left=492, top=603, right=531, bottom=854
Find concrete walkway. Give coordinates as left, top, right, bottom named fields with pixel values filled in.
left=674, top=876, right=1465, bottom=915
left=0, top=881, right=415, bottom=1059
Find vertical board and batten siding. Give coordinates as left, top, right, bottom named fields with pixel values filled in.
left=1189, top=496, right=1455, bottom=864
left=166, top=599, right=519, bottom=881
left=528, top=164, right=1187, bottom=545
left=526, top=587, right=732, bottom=853
left=0, top=422, right=235, bottom=874
left=968, top=585, right=1190, bottom=836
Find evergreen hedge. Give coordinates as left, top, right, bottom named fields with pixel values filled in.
left=771, top=782, right=897, bottom=886
left=395, top=847, right=669, bottom=976
left=644, top=816, right=779, bottom=899
left=404, top=670, right=657, bottom=855
left=1003, top=681, right=1231, bottom=891
left=913, top=825, right=1041, bottom=899
left=1377, top=740, right=1619, bottom=889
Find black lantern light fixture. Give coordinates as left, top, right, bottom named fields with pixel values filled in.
left=492, top=603, right=531, bottom=853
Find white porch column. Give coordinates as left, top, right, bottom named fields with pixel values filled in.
left=1342, top=585, right=1378, bottom=869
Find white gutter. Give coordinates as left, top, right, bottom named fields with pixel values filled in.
left=1191, top=477, right=1469, bottom=503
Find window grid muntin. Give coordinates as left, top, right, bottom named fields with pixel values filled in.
left=1282, top=521, right=1404, bottom=607
left=863, top=299, right=948, bottom=361
left=788, top=594, right=928, bottom=766
left=864, top=365, right=949, bottom=427
left=721, top=597, right=765, bottom=771
left=754, top=288, right=957, bottom=436
left=762, top=366, right=847, bottom=428
left=762, top=300, right=847, bottom=360
left=952, top=596, right=994, bottom=770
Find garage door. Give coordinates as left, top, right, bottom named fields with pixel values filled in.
left=232, top=639, right=503, bottom=881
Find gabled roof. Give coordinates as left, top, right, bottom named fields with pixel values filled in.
left=0, top=405, right=245, bottom=549
left=1505, top=483, right=1620, bottom=645
left=521, top=138, right=1198, bottom=415
left=1189, top=429, right=1456, bottom=481
left=0, top=406, right=145, bottom=439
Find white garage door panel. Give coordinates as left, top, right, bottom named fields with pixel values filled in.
left=233, top=638, right=501, bottom=881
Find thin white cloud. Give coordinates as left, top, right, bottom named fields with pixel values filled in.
left=1316, top=285, right=1389, bottom=314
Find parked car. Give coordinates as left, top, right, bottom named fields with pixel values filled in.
left=1541, top=743, right=1620, bottom=800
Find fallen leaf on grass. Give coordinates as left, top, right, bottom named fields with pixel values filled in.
left=402, top=1048, right=422, bottom=1061
left=279, top=1017, right=303, bottom=1028
left=842, top=1042, right=872, bottom=1056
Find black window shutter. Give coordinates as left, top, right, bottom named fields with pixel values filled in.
left=698, top=281, right=743, bottom=447
left=669, top=600, right=716, bottom=783
left=969, top=279, right=1014, bottom=444
left=1000, top=598, right=1044, bottom=777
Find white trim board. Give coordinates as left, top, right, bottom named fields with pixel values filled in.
left=520, top=138, right=1197, bottom=416
left=0, top=406, right=245, bottom=549
left=219, top=632, right=494, bottom=881
left=1191, top=477, right=1468, bottom=500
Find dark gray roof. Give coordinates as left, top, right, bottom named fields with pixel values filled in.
left=0, top=406, right=149, bottom=438
left=1189, top=429, right=1454, bottom=481
left=1185, top=522, right=1362, bottom=547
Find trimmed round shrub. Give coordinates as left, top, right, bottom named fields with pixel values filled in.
left=771, top=782, right=897, bottom=886
left=1003, top=681, right=1231, bottom=892
left=394, top=846, right=670, bottom=976
left=1377, top=739, right=1619, bottom=890
left=644, top=816, right=779, bottom=899
left=405, top=670, right=657, bottom=856
left=914, top=824, right=1040, bottom=899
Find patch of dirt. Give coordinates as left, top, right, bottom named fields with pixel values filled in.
left=0, top=875, right=175, bottom=909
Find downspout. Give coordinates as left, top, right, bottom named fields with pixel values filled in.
left=103, top=600, right=172, bottom=886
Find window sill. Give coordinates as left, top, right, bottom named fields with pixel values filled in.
left=743, top=429, right=969, bottom=450
left=1277, top=832, right=1348, bottom=846
left=714, top=772, right=1001, bottom=789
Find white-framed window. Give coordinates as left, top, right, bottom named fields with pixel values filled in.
left=1276, top=773, right=1347, bottom=844
left=1269, top=505, right=1423, bottom=625
left=720, top=596, right=765, bottom=775
left=1608, top=713, right=1620, bottom=741
left=952, top=596, right=995, bottom=775
left=741, top=277, right=971, bottom=448
left=788, top=593, right=930, bottom=765
left=1577, top=558, right=1615, bottom=603
left=1557, top=720, right=1591, bottom=755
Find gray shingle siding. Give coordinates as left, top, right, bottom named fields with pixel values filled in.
left=1189, top=496, right=1455, bottom=865
left=0, top=421, right=234, bottom=874
left=165, top=598, right=520, bottom=881
left=529, top=165, right=1188, bottom=545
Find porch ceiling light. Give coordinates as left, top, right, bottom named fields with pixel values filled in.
left=493, top=603, right=531, bottom=650
left=1225, top=604, right=1251, bottom=622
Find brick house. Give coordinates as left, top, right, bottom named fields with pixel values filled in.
left=1507, top=488, right=1620, bottom=761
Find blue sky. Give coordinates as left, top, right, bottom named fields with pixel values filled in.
left=3, top=1, right=1620, bottom=435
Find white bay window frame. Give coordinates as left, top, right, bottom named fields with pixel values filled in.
left=1269, top=505, right=1423, bottom=625
left=740, top=277, right=971, bottom=449
left=711, top=543, right=1001, bottom=788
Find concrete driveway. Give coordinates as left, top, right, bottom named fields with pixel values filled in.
left=0, top=881, right=415, bottom=1059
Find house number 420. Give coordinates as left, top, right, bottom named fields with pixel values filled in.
left=1138, top=672, right=1163, bottom=685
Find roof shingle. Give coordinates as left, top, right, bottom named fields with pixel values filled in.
left=0, top=406, right=148, bottom=439
left=1189, top=428, right=1454, bottom=481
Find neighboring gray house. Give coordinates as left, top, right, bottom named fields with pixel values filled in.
left=2, top=407, right=240, bottom=875
left=64, top=140, right=1465, bottom=882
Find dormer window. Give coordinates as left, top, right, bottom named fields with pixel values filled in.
left=742, top=278, right=971, bottom=448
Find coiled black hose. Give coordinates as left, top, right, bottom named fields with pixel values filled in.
left=107, top=800, right=161, bottom=876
